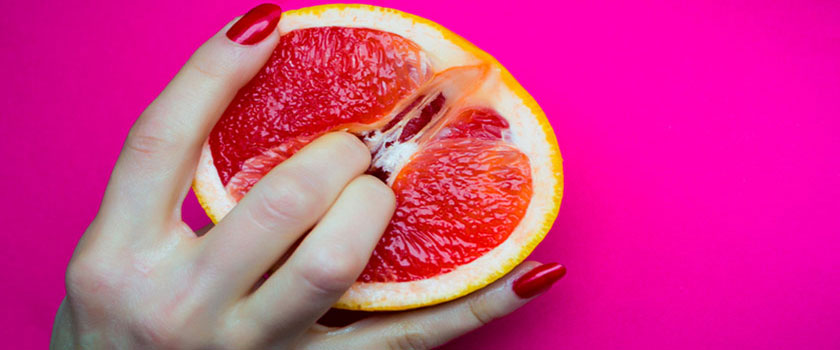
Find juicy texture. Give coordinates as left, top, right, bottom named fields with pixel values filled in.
left=227, top=135, right=316, bottom=201
left=439, top=108, right=510, bottom=140
left=210, top=27, right=430, bottom=184
left=360, top=138, right=532, bottom=282
left=207, top=26, right=536, bottom=284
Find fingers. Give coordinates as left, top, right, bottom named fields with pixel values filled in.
left=243, top=175, right=395, bottom=343
left=198, top=133, right=372, bottom=301
left=310, top=262, right=566, bottom=350
left=104, top=5, right=282, bottom=224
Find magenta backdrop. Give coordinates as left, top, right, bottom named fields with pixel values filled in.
left=1, top=1, right=839, bottom=349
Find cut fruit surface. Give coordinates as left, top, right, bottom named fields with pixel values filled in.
left=193, top=4, right=563, bottom=310
left=361, top=138, right=532, bottom=283
left=210, top=26, right=431, bottom=184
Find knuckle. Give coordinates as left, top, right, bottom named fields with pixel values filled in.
left=328, top=132, right=371, bottom=168
left=65, top=255, right=118, bottom=300
left=388, top=325, right=430, bottom=350
left=466, top=294, right=495, bottom=326
left=184, top=51, right=234, bottom=81
left=255, top=173, right=323, bottom=225
left=299, top=247, right=360, bottom=295
left=352, top=175, right=396, bottom=208
left=125, top=126, right=174, bottom=157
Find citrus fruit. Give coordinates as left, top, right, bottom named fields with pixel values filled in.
left=193, top=4, right=563, bottom=310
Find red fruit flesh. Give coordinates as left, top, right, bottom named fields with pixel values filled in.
left=208, top=27, right=534, bottom=283
left=439, top=108, right=510, bottom=140
left=226, top=135, right=317, bottom=201
left=382, top=95, right=425, bottom=133
left=360, top=138, right=532, bottom=282
left=399, top=93, right=445, bottom=142
left=210, top=27, right=430, bottom=184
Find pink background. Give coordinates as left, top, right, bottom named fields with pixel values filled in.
left=1, top=0, right=838, bottom=349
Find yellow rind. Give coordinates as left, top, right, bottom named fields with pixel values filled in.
left=193, top=178, right=220, bottom=224
left=192, top=3, right=564, bottom=311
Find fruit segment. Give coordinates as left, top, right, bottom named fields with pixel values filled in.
left=360, top=138, right=532, bottom=282
left=210, top=27, right=431, bottom=184
left=436, top=108, right=511, bottom=141
left=208, top=26, right=535, bottom=283
left=226, top=135, right=317, bottom=201
left=363, top=65, right=491, bottom=183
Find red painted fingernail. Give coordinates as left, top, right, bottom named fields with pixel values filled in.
left=226, top=3, right=283, bottom=45
left=512, top=263, right=567, bottom=299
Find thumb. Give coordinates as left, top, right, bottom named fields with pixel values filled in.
left=309, top=261, right=567, bottom=350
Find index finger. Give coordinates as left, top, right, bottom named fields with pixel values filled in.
left=102, top=4, right=283, bottom=226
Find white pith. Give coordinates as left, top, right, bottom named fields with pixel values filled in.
left=193, top=5, right=561, bottom=310
left=362, top=130, right=417, bottom=185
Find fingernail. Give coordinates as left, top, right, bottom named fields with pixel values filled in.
left=226, top=3, right=283, bottom=45
left=512, top=263, right=566, bottom=299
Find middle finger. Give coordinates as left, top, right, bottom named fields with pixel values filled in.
left=196, top=132, right=371, bottom=301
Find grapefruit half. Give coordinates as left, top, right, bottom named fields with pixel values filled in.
left=193, top=4, right=563, bottom=310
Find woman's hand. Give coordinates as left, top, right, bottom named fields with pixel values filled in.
left=51, top=4, right=565, bottom=349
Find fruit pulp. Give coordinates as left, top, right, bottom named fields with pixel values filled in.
left=208, top=27, right=533, bottom=283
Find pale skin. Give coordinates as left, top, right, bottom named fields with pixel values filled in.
left=51, top=16, right=549, bottom=350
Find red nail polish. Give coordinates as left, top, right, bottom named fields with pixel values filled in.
left=512, top=263, right=566, bottom=299
left=226, top=3, right=283, bottom=45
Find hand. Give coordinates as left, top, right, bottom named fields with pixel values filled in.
left=51, top=4, right=566, bottom=349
